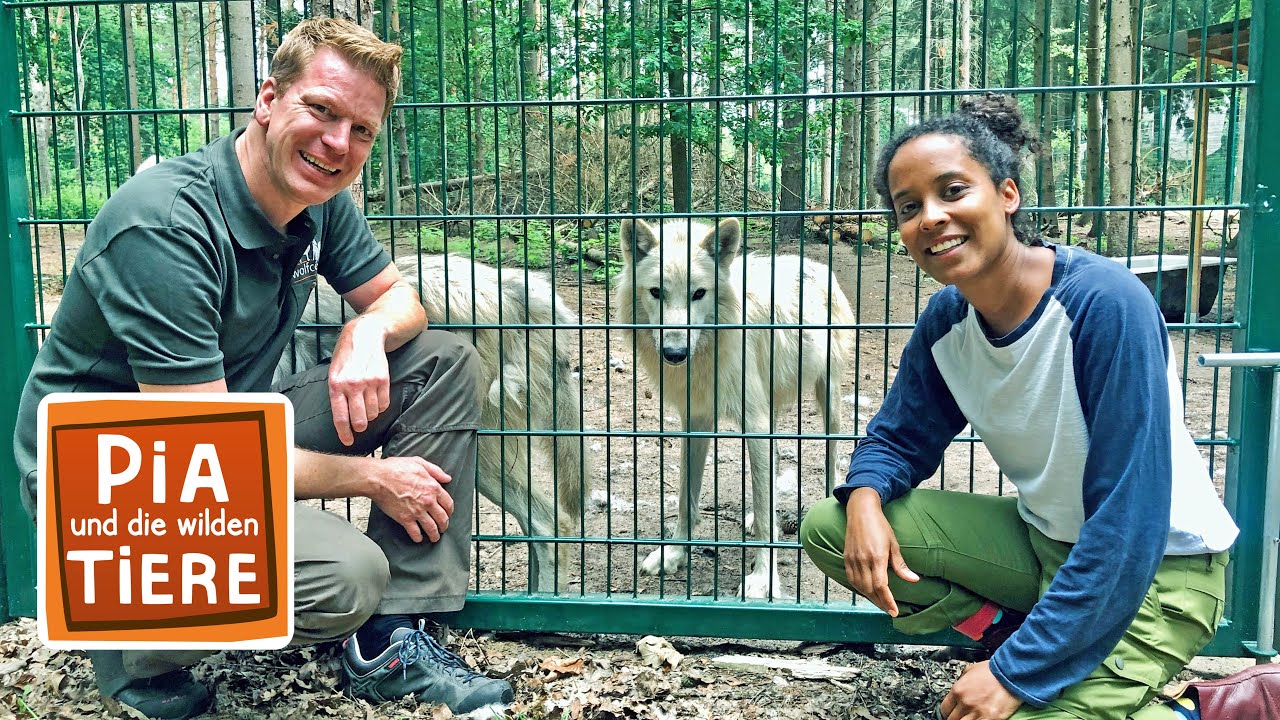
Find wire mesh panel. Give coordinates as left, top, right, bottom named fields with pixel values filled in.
left=1, top=0, right=1270, bottom=655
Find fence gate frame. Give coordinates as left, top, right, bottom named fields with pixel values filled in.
left=0, top=0, right=1277, bottom=659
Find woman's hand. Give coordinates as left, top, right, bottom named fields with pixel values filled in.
left=940, top=661, right=1023, bottom=720
left=842, top=487, right=920, bottom=616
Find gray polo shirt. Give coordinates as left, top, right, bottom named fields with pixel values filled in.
left=14, top=126, right=390, bottom=507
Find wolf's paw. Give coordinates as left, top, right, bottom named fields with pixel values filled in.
left=640, top=546, right=687, bottom=576
left=740, top=569, right=784, bottom=599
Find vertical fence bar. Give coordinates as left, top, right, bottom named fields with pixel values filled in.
left=0, top=0, right=37, bottom=622
left=1226, top=0, right=1280, bottom=658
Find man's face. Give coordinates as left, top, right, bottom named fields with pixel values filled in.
left=254, top=47, right=386, bottom=209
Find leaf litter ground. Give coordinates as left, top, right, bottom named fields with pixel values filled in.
left=1, top=618, right=1256, bottom=720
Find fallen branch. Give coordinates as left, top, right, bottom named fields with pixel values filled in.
left=711, top=654, right=863, bottom=680
left=368, top=169, right=550, bottom=204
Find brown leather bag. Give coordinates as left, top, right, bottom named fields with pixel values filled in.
left=1172, top=664, right=1280, bottom=720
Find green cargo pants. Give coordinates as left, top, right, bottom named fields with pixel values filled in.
left=75, top=329, right=483, bottom=698
left=800, top=490, right=1228, bottom=720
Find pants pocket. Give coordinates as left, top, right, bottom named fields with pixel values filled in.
left=1155, top=555, right=1227, bottom=659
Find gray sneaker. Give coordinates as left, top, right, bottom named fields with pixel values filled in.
left=342, top=620, right=514, bottom=714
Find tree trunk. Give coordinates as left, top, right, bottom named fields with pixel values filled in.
left=226, top=0, right=257, bottom=129
left=820, top=0, right=836, bottom=206
left=1104, top=0, right=1135, bottom=255
left=179, top=5, right=192, bottom=107
left=29, top=68, right=51, bottom=197
left=864, top=42, right=882, bottom=200
left=834, top=0, right=861, bottom=208
left=382, top=0, right=410, bottom=204
left=205, top=2, right=221, bottom=139
left=122, top=5, right=143, bottom=170
left=921, top=0, right=932, bottom=117
left=667, top=0, right=690, bottom=214
left=469, top=1, right=486, bottom=176
left=520, top=0, right=543, bottom=98
left=1079, top=0, right=1101, bottom=235
left=959, top=0, right=972, bottom=88
left=778, top=105, right=806, bottom=239
left=1032, top=0, right=1057, bottom=234
left=72, top=9, right=89, bottom=153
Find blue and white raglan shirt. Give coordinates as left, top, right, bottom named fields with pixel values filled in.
left=833, top=243, right=1239, bottom=706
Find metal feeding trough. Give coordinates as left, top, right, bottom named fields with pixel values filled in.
left=1114, top=254, right=1237, bottom=322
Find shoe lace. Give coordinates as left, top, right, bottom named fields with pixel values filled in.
left=396, top=620, right=485, bottom=685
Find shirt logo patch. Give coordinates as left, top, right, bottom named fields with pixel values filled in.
left=291, top=238, right=321, bottom=284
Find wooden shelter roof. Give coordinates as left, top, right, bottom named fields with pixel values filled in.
left=1142, top=17, right=1250, bottom=69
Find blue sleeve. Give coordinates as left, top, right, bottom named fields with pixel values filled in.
left=833, top=296, right=968, bottom=505
left=990, top=272, right=1172, bottom=706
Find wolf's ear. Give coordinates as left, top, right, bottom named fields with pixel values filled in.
left=700, top=218, right=741, bottom=262
left=619, top=218, right=659, bottom=262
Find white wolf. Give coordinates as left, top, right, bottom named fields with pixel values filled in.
left=279, top=254, right=588, bottom=593
left=615, top=218, right=855, bottom=599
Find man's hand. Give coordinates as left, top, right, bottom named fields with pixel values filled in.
left=368, top=456, right=454, bottom=542
left=843, top=487, right=919, bottom=616
left=328, top=315, right=392, bottom=445
left=940, top=661, right=1023, bottom=720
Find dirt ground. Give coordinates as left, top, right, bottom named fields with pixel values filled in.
left=4, top=211, right=1247, bottom=718
left=0, top=616, right=1262, bottom=719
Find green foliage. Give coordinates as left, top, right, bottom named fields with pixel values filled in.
left=417, top=219, right=575, bottom=270
left=33, top=182, right=109, bottom=219
left=14, top=0, right=1254, bottom=226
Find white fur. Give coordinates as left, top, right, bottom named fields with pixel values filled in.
left=278, top=254, right=589, bottom=593
left=615, top=218, right=854, bottom=599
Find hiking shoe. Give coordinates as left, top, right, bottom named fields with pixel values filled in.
left=112, top=670, right=212, bottom=719
left=343, top=619, right=514, bottom=714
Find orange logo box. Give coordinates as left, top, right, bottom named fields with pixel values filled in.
left=37, top=394, right=293, bottom=649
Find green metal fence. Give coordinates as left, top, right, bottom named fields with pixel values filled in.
left=1, top=0, right=1276, bottom=658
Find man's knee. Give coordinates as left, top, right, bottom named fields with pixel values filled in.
left=396, top=329, right=479, bottom=383
left=296, top=538, right=391, bottom=642
left=330, top=544, right=391, bottom=630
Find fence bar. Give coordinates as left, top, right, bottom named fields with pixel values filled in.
left=1201, top=352, right=1280, bottom=659
left=1227, top=0, right=1280, bottom=659
left=0, top=0, right=37, bottom=622
left=1199, top=353, right=1280, bottom=368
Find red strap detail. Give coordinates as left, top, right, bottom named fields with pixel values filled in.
left=954, top=601, right=1001, bottom=641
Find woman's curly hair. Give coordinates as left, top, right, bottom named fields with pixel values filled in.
left=873, top=93, right=1043, bottom=245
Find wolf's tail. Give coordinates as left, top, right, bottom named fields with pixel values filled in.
left=522, top=289, right=587, bottom=536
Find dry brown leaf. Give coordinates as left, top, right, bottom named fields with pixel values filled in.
left=539, top=656, right=586, bottom=676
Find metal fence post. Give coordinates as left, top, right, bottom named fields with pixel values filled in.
left=1200, top=354, right=1280, bottom=661
left=0, top=0, right=37, bottom=622
left=1223, top=1, right=1280, bottom=659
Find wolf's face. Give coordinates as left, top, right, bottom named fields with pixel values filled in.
left=619, top=218, right=741, bottom=365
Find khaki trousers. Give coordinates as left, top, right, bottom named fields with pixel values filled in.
left=84, top=329, right=481, bottom=696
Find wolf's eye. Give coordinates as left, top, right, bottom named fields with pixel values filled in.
left=649, top=287, right=662, bottom=299
left=691, top=288, right=706, bottom=301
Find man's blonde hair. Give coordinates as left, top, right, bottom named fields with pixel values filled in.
left=270, top=17, right=403, bottom=120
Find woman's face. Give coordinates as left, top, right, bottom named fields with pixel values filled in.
left=886, top=133, right=1021, bottom=287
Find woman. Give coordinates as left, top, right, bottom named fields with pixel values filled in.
left=799, top=94, right=1270, bottom=720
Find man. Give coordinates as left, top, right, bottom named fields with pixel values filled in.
left=13, top=18, right=513, bottom=719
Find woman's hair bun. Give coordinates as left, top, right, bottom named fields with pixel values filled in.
left=958, top=92, right=1041, bottom=156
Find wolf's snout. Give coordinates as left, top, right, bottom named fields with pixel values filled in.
left=661, top=346, right=689, bottom=364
